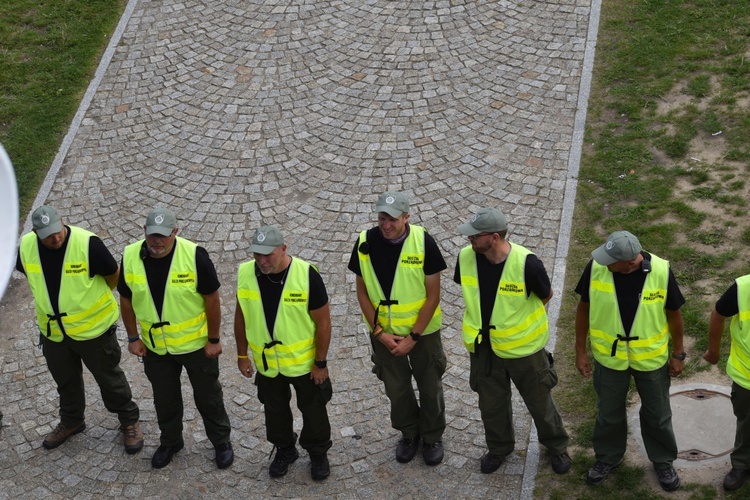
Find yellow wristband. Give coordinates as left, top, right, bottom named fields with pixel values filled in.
left=237, top=355, right=249, bottom=359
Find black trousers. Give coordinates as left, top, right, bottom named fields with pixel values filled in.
left=255, top=372, right=332, bottom=455
left=143, top=348, right=231, bottom=447
left=42, top=325, right=139, bottom=427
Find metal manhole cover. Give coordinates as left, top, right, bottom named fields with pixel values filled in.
left=670, top=387, right=733, bottom=461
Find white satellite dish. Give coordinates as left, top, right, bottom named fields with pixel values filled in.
left=0, top=143, right=19, bottom=302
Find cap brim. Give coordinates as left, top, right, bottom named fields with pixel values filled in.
left=375, top=206, right=403, bottom=217
left=592, top=244, right=618, bottom=266
left=146, top=226, right=173, bottom=237
left=457, top=222, right=481, bottom=236
left=249, top=244, right=276, bottom=255
left=36, top=221, right=63, bottom=239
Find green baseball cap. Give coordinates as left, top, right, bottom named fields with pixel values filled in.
left=375, top=191, right=409, bottom=217
left=458, top=207, right=508, bottom=236
left=145, top=207, right=177, bottom=236
left=32, top=205, right=63, bottom=239
left=249, top=225, right=284, bottom=255
left=592, top=231, right=642, bottom=265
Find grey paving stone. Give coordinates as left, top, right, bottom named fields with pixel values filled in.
left=0, top=0, right=594, bottom=498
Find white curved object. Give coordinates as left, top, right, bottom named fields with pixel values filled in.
left=0, top=143, right=19, bottom=302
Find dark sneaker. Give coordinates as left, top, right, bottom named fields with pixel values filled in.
left=151, top=442, right=184, bottom=469
left=422, top=441, right=444, bottom=466
left=656, top=466, right=680, bottom=492
left=396, top=436, right=419, bottom=463
left=122, top=422, right=144, bottom=454
left=480, top=452, right=504, bottom=474
left=310, top=453, right=330, bottom=481
left=586, top=459, right=623, bottom=485
left=269, top=445, right=299, bottom=477
left=724, top=468, right=750, bottom=491
left=550, top=451, right=572, bottom=474
left=215, top=442, right=234, bottom=469
left=43, top=422, right=86, bottom=450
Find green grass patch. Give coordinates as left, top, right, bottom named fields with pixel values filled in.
left=0, top=0, right=125, bottom=215
left=686, top=74, right=711, bottom=98
left=552, top=0, right=750, bottom=497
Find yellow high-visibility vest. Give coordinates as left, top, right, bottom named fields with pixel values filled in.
left=589, top=255, right=670, bottom=371
left=20, top=226, right=118, bottom=342
left=459, top=243, right=548, bottom=358
left=728, top=274, right=750, bottom=390
left=123, top=237, right=207, bottom=355
left=357, top=225, right=441, bottom=336
left=237, top=258, right=317, bottom=377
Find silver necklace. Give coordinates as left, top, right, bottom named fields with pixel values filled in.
left=265, top=256, right=291, bottom=285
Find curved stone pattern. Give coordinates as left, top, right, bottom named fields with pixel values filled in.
left=0, top=1, right=590, bottom=498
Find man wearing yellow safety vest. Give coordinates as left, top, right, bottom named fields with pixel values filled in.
left=234, top=225, right=332, bottom=481
left=17, top=205, right=142, bottom=453
left=454, top=208, right=570, bottom=475
left=575, top=231, right=685, bottom=492
left=704, top=276, right=750, bottom=492
left=348, top=191, right=448, bottom=466
left=119, top=207, right=233, bottom=470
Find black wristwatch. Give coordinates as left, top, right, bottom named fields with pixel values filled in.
left=314, top=359, right=327, bottom=369
left=409, top=331, right=421, bottom=342
left=208, top=337, right=220, bottom=344
left=672, top=352, right=687, bottom=361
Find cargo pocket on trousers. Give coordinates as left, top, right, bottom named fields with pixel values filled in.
left=316, top=378, right=333, bottom=405
left=469, top=367, right=479, bottom=392
left=537, top=350, right=559, bottom=391
left=434, top=349, right=447, bottom=378
left=370, top=353, right=383, bottom=381
left=254, top=374, right=266, bottom=405
left=100, top=325, right=122, bottom=368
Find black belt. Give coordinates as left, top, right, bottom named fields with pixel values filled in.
left=149, top=321, right=171, bottom=348
left=611, top=333, right=639, bottom=357
left=262, top=340, right=283, bottom=371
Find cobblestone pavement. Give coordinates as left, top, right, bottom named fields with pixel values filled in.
left=0, top=1, right=596, bottom=498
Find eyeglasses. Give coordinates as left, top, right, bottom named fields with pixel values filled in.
left=468, top=232, right=493, bottom=241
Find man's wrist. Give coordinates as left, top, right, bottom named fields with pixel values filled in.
left=208, top=337, right=220, bottom=344
left=314, top=359, right=328, bottom=369
left=409, top=331, right=421, bottom=342
left=127, top=335, right=140, bottom=343
left=672, top=351, right=687, bottom=361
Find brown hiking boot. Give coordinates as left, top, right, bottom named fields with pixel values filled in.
left=122, top=422, right=144, bottom=454
left=43, top=422, right=86, bottom=449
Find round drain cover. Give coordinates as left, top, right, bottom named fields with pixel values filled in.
left=670, top=387, right=734, bottom=461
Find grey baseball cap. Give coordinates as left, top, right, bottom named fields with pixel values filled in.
left=249, top=225, right=284, bottom=255
left=145, top=208, right=177, bottom=236
left=375, top=191, right=409, bottom=217
left=32, top=205, right=63, bottom=239
left=592, top=231, right=642, bottom=265
left=458, top=208, right=508, bottom=236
